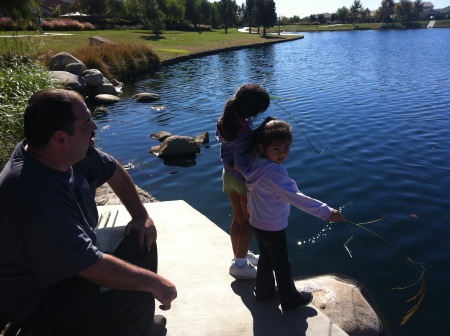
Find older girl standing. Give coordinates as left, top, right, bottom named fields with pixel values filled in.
left=216, top=84, right=270, bottom=279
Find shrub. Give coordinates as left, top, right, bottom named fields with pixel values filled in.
left=71, top=43, right=160, bottom=80
left=0, top=17, right=15, bottom=30
left=0, top=17, right=38, bottom=31
left=0, top=50, right=58, bottom=167
left=42, top=19, right=95, bottom=31
left=0, top=17, right=96, bottom=31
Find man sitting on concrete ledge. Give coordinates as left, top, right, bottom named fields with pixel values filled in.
left=0, top=89, right=177, bottom=335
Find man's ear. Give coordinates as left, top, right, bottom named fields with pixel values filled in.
left=52, top=130, right=66, bottom=144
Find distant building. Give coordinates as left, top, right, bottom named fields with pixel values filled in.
left=422, top=2, right=434, bottom=11
left=39, top=3, right=53, bottom=17
left=38, top=0, right=75, bottom=17
left=434, top=6, right=450, bottom=19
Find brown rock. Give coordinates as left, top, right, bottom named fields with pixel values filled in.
left=95, top=183, right=157, bottom=206
left=295, top=275, right=382, bottom=336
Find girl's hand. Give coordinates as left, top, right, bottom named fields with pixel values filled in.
left=328, top=209, right=346, bottom=223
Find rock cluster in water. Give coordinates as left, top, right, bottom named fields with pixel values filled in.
left=48, top=52, right=124, bottom=102
left=149, top=131, right=209, bottom=159
left=47, top=37, right=164, bottom=106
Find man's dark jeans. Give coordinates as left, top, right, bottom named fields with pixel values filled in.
left=22, top=230, right=158, bottom=336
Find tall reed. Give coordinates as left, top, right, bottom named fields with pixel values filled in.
left=72, top=43, right=160, bottom=80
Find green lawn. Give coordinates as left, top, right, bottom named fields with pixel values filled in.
left=2, top=21, right=448, bottom=62
left=0, top=29, right=302, bottom=63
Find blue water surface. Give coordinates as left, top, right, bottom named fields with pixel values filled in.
left=93, top=29, right=450, bottom=335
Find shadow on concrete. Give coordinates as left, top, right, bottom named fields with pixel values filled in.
left=231, top=280, right=317, bottom=336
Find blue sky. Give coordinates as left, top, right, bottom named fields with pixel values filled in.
left=237, top=0, right=449, bottom=18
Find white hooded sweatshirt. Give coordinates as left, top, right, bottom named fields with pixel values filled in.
left=245, top=156, right=333, bottom=231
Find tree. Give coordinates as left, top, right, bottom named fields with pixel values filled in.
left=145, top=0, right=167, bottom=36
left=243, top=0, right=256, bottom=33
left=317, top=13, right=325, bottom=24
left=253, top=0, right=276, bottom=36
left=412, top=0, right=424, bottom=20
left=361, top=7, right=371, bottom=23
left=53, top=5, right=62, bottom=17
left=218, top=0, right=238, bottom=34
left=395, top=0, right=414, bottom=22
left=108, top=0, right=127, bottom=18
left=349, top=0, right=362, bottom=24
left=125, top=0, right=166, bottom=36
left=163, top=0, right=185, bottom=28
left=378, top=0, right=395, bottom=23
left=124, top=0, right=145, bottom=21
left=186, top=0, right=201, bottom=28
left=336, top=6, right=349, bottom=22
left=78, top=0, right=110, bottom=16
left=0, top=0, right=36, bottom=24
left=210, top=2, right=221, bottom=27
left=291, top=15, right=300, bottom=23
left=199, top=0, right=213, bottom=26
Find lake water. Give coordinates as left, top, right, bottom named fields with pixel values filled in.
left=92, top=29, right=450, bottom=335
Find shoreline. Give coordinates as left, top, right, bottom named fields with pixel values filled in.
left=160, top=34, right=304, bottom=67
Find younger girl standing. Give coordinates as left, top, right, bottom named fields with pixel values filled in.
left=244, top=117, right=345, bottom=310
left=216, top=84, right=270, bottom=279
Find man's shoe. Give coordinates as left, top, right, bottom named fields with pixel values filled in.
left=247, top=251, right=259, bottom=266
left=154, top=315, right=167, bottom=336
left=229, top=260, right=257, bottom=280
left=281, top=291, right=313, bottom=312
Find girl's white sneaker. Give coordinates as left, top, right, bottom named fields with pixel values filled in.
left=229, top=260, right=257, bottom=280
left=247, top=251, right=259, bottom=266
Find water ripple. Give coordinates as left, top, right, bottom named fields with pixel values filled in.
left=94, top=29, right=450, bottom=335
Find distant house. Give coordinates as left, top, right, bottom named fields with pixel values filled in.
left=422, top=2, right=438, bottom=18
left=39, top=3, right=53, bottom=17
left=38, top=0, right=75, bottom=17
left=422, top=2, right=434, bottom=11
left=436, top=6, right=450, bottom=18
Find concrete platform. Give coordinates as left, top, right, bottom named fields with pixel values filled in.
left=96, top=200, right=348, bottom=336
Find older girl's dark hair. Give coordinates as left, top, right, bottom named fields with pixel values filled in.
left=24, top=89, right=83, bottom=148
left=248, top=117, right=292, bottom=157
left=217, top=84, right=270, bottom=141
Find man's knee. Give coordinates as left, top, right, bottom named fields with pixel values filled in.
left=113, top=230, right=158, bottom=272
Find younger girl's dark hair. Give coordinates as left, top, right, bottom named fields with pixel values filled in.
left=248, top=117, right=292, bottom=158
left=217, top=84, right=270, bottom=141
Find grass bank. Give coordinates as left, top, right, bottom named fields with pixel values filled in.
left=0, top=29, right=302, bottom=167
left=267, top=20, right=450, bottom=32
left=0, top=29, right=302, bottom=63
left=1, top=21, right=448, bottom=166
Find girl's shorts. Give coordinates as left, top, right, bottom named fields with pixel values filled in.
left=222, top=169, right=247, bottom=195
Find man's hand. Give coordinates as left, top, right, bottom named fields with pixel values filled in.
left=80, top=254, right=176, bottom=309
left=153, top=276, right=178, bottom=311
left=125, top=213, right=157, bottom=250
left=107, top=161, right=158, bottom=250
